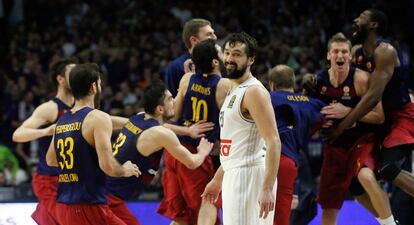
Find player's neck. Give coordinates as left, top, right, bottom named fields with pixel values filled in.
left=145, top=113, right=163, bottom=124
left=72, top=97, right=95, bottom=111
left=329, top=66, right=349, bottom=87
left=277, top=88, right=294, bottom=93
left=362, top=33, right=378, bottom=57
left=55, top=88, right=74, bottom=106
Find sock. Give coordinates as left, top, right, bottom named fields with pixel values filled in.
left=376, top=217, right=381, bottom=224
left=379, top=215, right=396, bottom=225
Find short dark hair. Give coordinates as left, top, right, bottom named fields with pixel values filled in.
left=69, top=63, right=100, bottom=100
left=269, top=65, right=295, bottom=89
left=192, top=39, right=219, bottom=74
left=182, top=18, right=211, bottom=50
left=49, top=58, right=78, bottom=89
left=367, top=9, right=388, bottom=36
left=223, top=32, right=258, bottom=58
left=141, top=81, right=166, bottom=115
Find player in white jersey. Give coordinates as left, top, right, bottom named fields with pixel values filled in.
left=201, top=32, right=281, bottom=225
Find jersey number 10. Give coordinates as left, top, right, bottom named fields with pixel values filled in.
left=191, top=97, right=208, bottom=122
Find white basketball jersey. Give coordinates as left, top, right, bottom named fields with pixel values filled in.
left=219, top=76, right=266, bottom=171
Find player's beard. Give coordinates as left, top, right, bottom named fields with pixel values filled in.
left=351, top=25, right=368, bottom=45
left=226, top=63, right=248, bottom=79
left=94, top=88, right=101, bottom=109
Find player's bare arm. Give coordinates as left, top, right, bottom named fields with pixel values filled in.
left=110, top=115, right=129, bottom=130
left=138, top=126, right=213, bottom=169
left=322, top=69, right=384, bottom=124
left=354, top=69, right=384, bottom=124
left=216, top=78, right=231, bottom=108
left=173, top=72, right=193, bottom=122
left=330, top=44, right=397, bottom=140
left=13, top=101, right=58, bottom=142
left=46, top=136, right=58, bottom=167
left=243, top=85, right=281, bottom=219
left=86, top=110, right=140, bottom=178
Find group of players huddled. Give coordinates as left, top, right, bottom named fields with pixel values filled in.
left=12, top=8, right=414, bottom=225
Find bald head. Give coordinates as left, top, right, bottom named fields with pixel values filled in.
left=268, top=65, right=295, bottom=91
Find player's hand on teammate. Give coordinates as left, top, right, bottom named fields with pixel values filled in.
left=43, top=124, right=56, bottom=136
left=200, top=179, right=221, bottom=204
left=258, top=188, right=275, bottom=219
left=122, top=160, right=141, bottom=177
left=184, top=59, right=196, bottom=74
left=188, top=120, right=215, bottom=139
left=321, top=103, right=351, bottom=119
left=197, top=137, right=214, bottom=156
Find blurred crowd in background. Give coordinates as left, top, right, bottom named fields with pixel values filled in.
left=0, top=0, right=412, bottom=197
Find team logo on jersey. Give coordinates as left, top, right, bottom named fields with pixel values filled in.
left=227, top=95, right=236, bottom=108
left=220, top=139, right=232, bottom=156
left=320, top=86, right=327, bottom=95
left=342, top=86, right=351, bottom=100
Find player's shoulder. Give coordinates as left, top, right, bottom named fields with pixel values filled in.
left=354, top=67, right=370, bottom=80
left=87, top=109, right=111, bottom=123
left=33, top=100, right=59, bottom=117
left=376, top=42, right=397, bottom=56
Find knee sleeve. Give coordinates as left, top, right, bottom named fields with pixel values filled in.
left=378, top=163, right=401, bottom=182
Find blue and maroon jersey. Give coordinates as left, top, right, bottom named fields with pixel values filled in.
left=316, top=67, right=374, bottom=147
left=270, top=91, right=325, bottom=164
left=316, top=66, right=360, bottom=107
left=353, top=40, right=410, bottom=113
left=54, top=107, right=106, bottom=204
left=164, top=52, right=191, bottom=97
left=37, top=97, right=72, bottom=175
left=178, top=73, right=221, bottom=146
left=106, top=113, right=162, bottom=200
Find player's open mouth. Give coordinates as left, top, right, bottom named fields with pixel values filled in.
left=352, top=24, right=359, bottom=36
left=336, top=62, right=345, bottom=66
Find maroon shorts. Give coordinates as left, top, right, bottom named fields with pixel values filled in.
left=157, top=143, right=219, bottom=224
left=55, top=202, right=126, bottom=225
left=318, top=133, right=377, bottom=209
left=383, top=103, right=414, bottom=148
left=107, top=194, right=141, bottom=225
left=274, top=154, right=298, bottom=225
left=31, top=174, right=59, bottom=225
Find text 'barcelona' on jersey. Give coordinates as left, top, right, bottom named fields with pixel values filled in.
left=316, top=66, right=360, bottom=107
left=270, top=91, right=325, bottom=164
left=106, top=113, right=162, bottom=200
left=178, top=73, right=221, bottom=146
left=37, top=97, right=72, bottom=176
left=353, top=40, right=410, bottom=112
left=54, top=107, right=106, bottom=204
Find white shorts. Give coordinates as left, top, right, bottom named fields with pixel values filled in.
left=222, top=164, right=277, bottom=225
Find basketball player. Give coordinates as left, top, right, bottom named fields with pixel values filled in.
left=202, top=32, right=281, bottom=225
left=106, top=82, right=214, bottom=225
left=315, top=33, right=396, bottom=225
left=159, top=39, right=230, bottom=225
left=13, top=59, right=76, bottom=225
left=46, top=63, right=140, bottom=225
left=268, top=65, right=326, bottom=225
left=327, top=9, right=414, bottom=199
left=164, top=18, right=216, bottom=97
